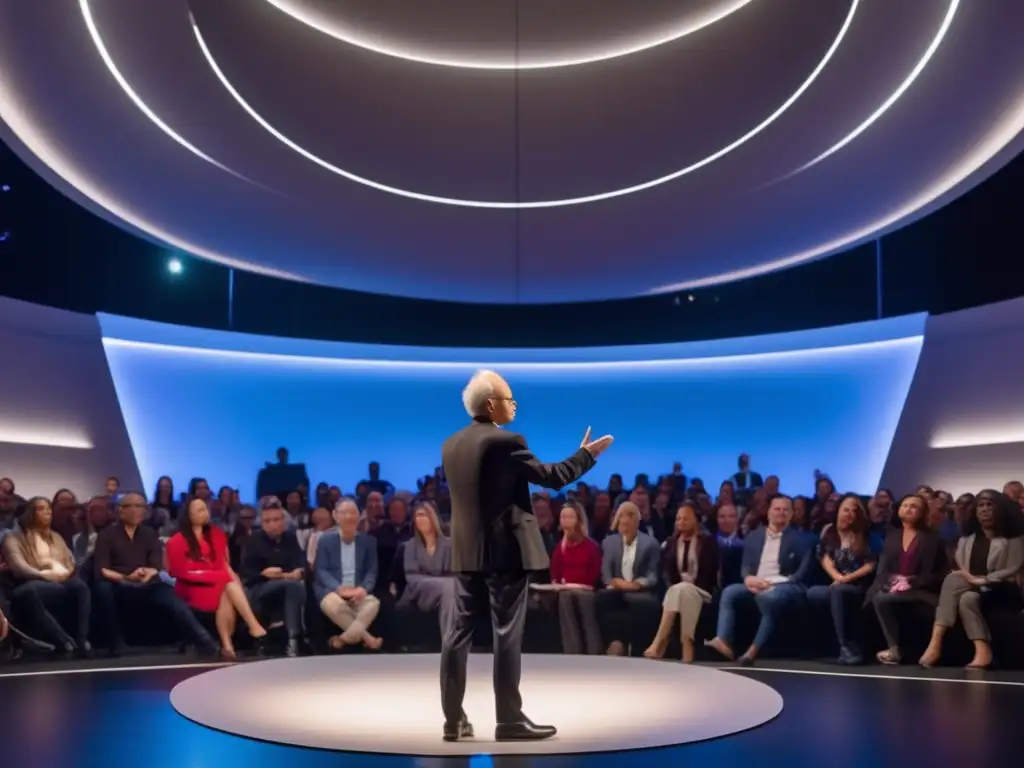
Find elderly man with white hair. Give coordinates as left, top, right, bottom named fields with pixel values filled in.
left=439, top=369, right=613, bottom=743
left=313, top=498, right=382, bottom=651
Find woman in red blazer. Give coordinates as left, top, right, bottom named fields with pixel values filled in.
left=166, top=497, right=267, bottom=658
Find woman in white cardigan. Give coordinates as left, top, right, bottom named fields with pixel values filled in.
left=919, top=489, right=1024, bottom=669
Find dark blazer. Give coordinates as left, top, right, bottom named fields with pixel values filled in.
left=740, top=526, right=813, bottom=585
left=600, top=532, right=661, bottom=590
left=442, top=418, right=596, bottom=573
left=731, top=470, right=764, bottom=490
left=313, top=530, right=378, bottom=602
left=663, top=532, right=720, bottom=595
left=866, top=527, right=946, bottom=602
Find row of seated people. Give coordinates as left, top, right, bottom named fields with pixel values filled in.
left=2, top=487, right=1022, bottom=670
left=543, top=490, right=1023, bottom=669
left=0, top=490, right=452, bottom=659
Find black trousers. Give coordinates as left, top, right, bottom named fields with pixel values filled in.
left=440, top=571, right=529, bottom=726
left=12, top=577, right=91, bottom=646
left=93, top=579, right=216, bottom=650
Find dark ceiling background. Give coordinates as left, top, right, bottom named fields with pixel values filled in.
left=1, top=141, right=1022, bottom=347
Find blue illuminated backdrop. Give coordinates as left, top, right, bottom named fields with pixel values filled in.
left=99, top=314, right=925, bottom=500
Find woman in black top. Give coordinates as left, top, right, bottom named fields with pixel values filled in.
left=867, top=494, right=946, bottom=665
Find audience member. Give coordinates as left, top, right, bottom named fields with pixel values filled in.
left=357, top=491, right=385, bottom=534
left=588, top=491, right=612, bottom=544
left=715, top=503, right=744, bottom=586
left=398, top=501, right=455, bottom=631
left=596, top=502, right=660, bottom=656
left=228, top=504, right=258, bottom=571
left=93, top=493, right=218, bottom=656
left=868, top=494, right=945, bottom=665
left=1003, top=480, right=1023, bottom=509
left=300, top=506, right=333, bottom=567
left=372, top=496, right=413, bottom=590
left=165, top=498, right=267, bottom=659
left=151, top=475, right=178, bottom=532
left=240, top=498, right=305, bottom=657
left=548, top=501, right=602, bottom=655
left=362, top=461, right=395, bottom=497
left=314, top=499, right=382, bottom=651
left=919, top=490, right=1024, bottom=669
left=806, top=494, right=877, bottom=664
left=50, top=489, right=79, bottom=548
left=645, top=502, right=719, bottom=662
left=706, top=495, right=811, bottom=666
left=72, top=496, right=114, bottom=568
left=104, top=476, right=121, bottom=505
left=868, top=489, right=895, bottom=543
left=2, top=497, right=92, bottom=656
left=531, top=493, right=558, bottom=554
left=731, top=453, right=764, bottom=492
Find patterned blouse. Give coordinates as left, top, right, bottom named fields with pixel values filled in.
left=818, top=534, right=876, bottom=577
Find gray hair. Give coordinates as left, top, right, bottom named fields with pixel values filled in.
left=462, top=369, right=498, bottom=417
left=333, top=497, right=359, bottom=518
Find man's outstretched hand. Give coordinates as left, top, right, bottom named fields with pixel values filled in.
left=581, top=427, right=614, bottom=459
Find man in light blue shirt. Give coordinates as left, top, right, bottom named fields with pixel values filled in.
left=314, top=499, right=381, bottom=650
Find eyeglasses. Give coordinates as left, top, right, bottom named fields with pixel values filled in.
left=490, top=396, right=516, bottom=404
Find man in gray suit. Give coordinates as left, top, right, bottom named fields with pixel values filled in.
left=440, top=370, right=612, bottom=742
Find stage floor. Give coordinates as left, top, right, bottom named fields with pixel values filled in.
left=170, top=653, right=783, bottom=755
left=2, top=654, right=1021, bottom=767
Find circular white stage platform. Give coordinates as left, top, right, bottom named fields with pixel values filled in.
left=170, top=654, right=783, bottom=755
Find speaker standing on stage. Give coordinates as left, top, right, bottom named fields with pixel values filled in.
left=440, top=369, right=613, bottom=742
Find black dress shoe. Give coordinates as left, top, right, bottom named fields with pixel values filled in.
left=495, top=717, right=557, bottom=741
left=442, top=718, right=475, bottom=742
left=285, top=638, right=300, bottom=658
left=77, top=641, right=94, bottom=659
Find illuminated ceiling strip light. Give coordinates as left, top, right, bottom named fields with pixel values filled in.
left=6, top=1, right=307, bottom=281
left=647, top=2, right=1024, bottom=294
left=930, top=430, right=1024, bottom=450
left=0, top=430, right=94, bottom=450
left=261, top=0, right=759, bottom=70
left=102, top=334, right=921, bottom=371
left=191, top=1, right=859, bottom=209
left=79, top=0, right=236, bottom=177
left=792, top=0, right=960, bottom=174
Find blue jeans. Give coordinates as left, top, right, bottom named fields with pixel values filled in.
left=716, top=581, right=806, bottom=649
left=806, top=583, right=865, bottom=650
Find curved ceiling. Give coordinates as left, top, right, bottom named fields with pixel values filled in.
left=1, top=0, right=1023, bottom=303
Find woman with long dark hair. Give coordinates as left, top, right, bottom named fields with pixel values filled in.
left=918, top=489, right=1024, bottom=669
left=806, top=494, right=877, bottom=664
left=644, top=502, right=719, bottom=662
left=165, top=497, right=267, bottom=658
left=1, top=497, right=92, bottom=655
left=867, top=494, right=946, bottom=665
left=147, top=476, right=178, bottom=535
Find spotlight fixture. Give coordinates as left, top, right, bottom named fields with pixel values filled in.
left=167, top=257, right=183, bottom=275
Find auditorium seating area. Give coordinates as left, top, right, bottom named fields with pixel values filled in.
left=1, top=460, right=1023, bottom=671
